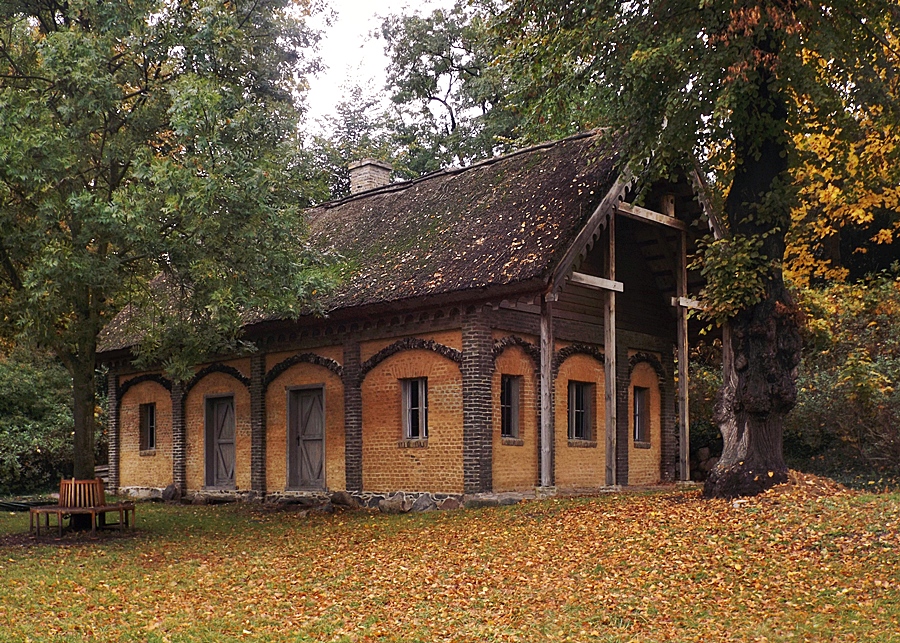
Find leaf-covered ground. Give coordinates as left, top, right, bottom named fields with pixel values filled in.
left=1, top=476, right=898, bottom=642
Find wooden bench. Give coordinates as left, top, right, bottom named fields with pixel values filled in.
left=30, top=478, right=136, bottom=537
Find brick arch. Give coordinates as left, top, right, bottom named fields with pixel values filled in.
left=183, top=363, right=250, bottom=395
left=628, top=352, right=666, bottom=381
left=553, top=344, right=605, bottom=376
left=264, top=353, right=343, bottom=390
left=358, top=337, right=462, bottom=384
left=492, top=336, right=540, bottom=370
left=116, top=373, right=173, bottom=418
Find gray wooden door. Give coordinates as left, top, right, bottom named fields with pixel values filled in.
left=288, top=389, right=325, bottom=489
left=206, top=397, right=235, bottom=488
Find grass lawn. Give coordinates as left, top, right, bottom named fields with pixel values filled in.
left=1, top=480, right=898, bottom=642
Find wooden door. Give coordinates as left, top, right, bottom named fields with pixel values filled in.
left=206, top=397, right=236, bottom=488
left=288, top=389, right=325, bottom=489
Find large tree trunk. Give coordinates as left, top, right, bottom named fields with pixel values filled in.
left=71, top=356, right=97, bottom=480
left=703, top=31, right=803, bottom=497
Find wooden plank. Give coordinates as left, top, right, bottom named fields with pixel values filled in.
left=604, top=215, right=617, bottom=486
left=552, top=174, right=631, bottom=289
left=676, top=231, right=691, bottom=481
left=617, top=202, right=687, bottom=231
left=671, top=296, right=705, bottom=311
left=568, top=271, right=624, bottom=293
left=540, top=295, right=554, bottom=488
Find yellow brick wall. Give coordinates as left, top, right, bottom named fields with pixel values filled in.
left=492, top=346, right=539, bottom=491
left=361, top=330, right=463, bottom=362
left=265, top=346, right=343, bottom=371
left=554, top=353, right=606, bottom=489
left=361, top=349, right=464, bottom=493
left=184, top=359, right=251, bottom=491
left=118, top=378, right=173, bottom=488
left=265, top=360, right=345, bottom=492
left=628, top=361, right=662, bottom=485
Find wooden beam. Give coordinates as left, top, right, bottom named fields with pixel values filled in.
left=676, top=231, right=690, bottom=482
left=540, top=295, right=554, bottom=488
left=604, top=214, right=617, bottom=486
left=568, top=271, right=624, bottom=292
left=552, top=174, right=632, bottom=290
left=671, top=296, right=705, bottom=311
left=617, top=202, right=687, bottom=231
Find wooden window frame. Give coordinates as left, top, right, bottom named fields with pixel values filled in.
left=500, top=375, right=521, bottom=438
left=633, top=386, right=650, bottom=444
left=568, top=381, right=593, bottom=441
left=402, top=378, right=428, bottom=440
left=139, top=402, right=156, bottom=451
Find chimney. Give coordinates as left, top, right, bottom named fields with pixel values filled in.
left=348, top=158, right=392, bottom=195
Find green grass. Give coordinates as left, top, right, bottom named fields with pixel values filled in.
left=1, top=487, right=898, bottom=642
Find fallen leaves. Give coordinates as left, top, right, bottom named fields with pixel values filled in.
left=0, top=477, right=898, bottom=641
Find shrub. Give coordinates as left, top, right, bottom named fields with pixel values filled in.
left=0, top=350, right=75, bottom=494
left=788, top=271, right=900, bottom=470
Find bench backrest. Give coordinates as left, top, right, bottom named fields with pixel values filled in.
left=59, top=478, right=107, bottom=508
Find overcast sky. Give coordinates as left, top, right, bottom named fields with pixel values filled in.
left=304, top=0, right=449, bottom=131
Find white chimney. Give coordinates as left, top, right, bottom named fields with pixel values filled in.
left=348, top=158, right=392, bottom=195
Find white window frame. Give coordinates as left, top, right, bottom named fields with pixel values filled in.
left=402, top=378, right=428, bottom=440
left=568, top=381, right=593, bottom=441
left=500, top=375, right=521, bottom=438
left=633, top=386, right=650, bottom=443
left=139, top=402, right=157, bottom=451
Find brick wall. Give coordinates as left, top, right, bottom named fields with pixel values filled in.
left=554, top=353, right=606, bottom=488
left=361, top=348, right=464, bottom=493
left=627, top=360, right=662, bottom=485
left=264, top=360, right=345, bottom=492
left=462, top=310, right=493, bottom=493
left=184, top=360, right=252, bottom=491
left=491, top=346, right=539, bottom=491
left=361, top=330, right=463, bottom=362
left=118, top=379, right=173, bottom=488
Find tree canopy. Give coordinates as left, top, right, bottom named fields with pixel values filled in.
left=0, top=0, right=331, bottom=478
left=493, top=0, right=900, bottom=496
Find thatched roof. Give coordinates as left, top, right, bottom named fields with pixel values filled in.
left=98, top=131, right=620, bottom=354
left=306, top=131, right=618, bottom=309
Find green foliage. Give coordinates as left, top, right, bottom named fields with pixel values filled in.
left=0, top=0, right=330, bottom=473
left=694, top=235, right=769, bottom=324
left=787, top=272, right=900, bottom=470
left=0, top=351, right=73, bottom=494
left=380, top=1, right=518, bottom=170
left=689, top=341, right=723, bottom=451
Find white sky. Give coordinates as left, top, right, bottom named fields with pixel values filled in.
left=304, top=0, right=449, bottom=131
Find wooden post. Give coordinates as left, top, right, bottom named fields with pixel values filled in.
left=604, top=214, right=617, bottom=486
left=676, top=230, right=690, bottom=481
left=540, top=294, right=555, bottom=488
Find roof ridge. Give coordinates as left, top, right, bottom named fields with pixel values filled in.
left=318, top=129, right=608, bottom=209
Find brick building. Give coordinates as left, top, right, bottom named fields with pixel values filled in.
left=98, top=131, right=706, bottom=502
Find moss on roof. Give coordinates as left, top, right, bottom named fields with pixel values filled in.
left=98, top=132, right=619, bottom=353
left=306, top=131, right=618, bottom=310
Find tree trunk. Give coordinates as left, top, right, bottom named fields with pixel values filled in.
left=71, top=356, right=97, bottom=480
left=703, top=31, right=803, bottom=497
left=704, top=287, right=802, bottom=497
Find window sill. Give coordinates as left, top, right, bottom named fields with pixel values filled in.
left=501, top=437, right=524, bottom=447
left=398, top=439, right=428, bottom=448
left=139, top=449, right=157, bottom=457
left=633, top=441, right=652, bottom=450
left=567, top=439, right=597, bottom=448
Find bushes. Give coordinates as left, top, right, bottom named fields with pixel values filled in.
left=689, top=271, right=900, bottom=477
left=787, top=272, right=900, bottom=470
left=0, top=351, right=75, bottom=494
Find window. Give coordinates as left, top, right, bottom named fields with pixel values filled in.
left=402, top=378, right=428, bottom=439
left=500, top=375, right=521, bottom=438
left=568, top=381, right=593, bottom=440
left=139, top=403, right=156, bottom=451
left=633, top=386, right=650, bottom=443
